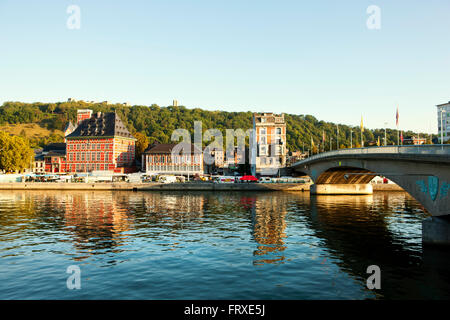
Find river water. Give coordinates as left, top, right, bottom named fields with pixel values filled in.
left=0, top=190, right=449, bottom=300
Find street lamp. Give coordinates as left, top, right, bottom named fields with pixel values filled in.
left=441, top=108, right=445, bottom=145
left=336, top=125, right=339, bottom=150
left=350, top=128, right=353, bottom=148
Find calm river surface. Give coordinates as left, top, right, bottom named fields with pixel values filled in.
left=1, top=190, right=449, bottom=300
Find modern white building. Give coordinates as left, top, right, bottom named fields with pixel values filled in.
left=437, top=101, right=450, bottom=143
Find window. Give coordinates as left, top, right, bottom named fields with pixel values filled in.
left=261, top=128, right=266, bottom=135
left=260, top=146, right=267, bottom=155
left=276, top=128, right=282, bottom=135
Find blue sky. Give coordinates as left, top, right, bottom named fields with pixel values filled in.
left=1, top=0, right=449, bottom=133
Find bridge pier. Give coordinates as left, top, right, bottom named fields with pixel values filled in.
left=422, top=216, right=450, bottom=246
left=310, top=184, right=373, bottom=195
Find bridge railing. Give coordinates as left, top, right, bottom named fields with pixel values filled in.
left=294, top=145, right=450, bottom=165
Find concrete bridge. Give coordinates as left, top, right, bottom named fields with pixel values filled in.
left=291, top=145, right=450, bottom=245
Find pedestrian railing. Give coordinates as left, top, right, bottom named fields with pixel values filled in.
left=293, top=145, right=450, bottom=166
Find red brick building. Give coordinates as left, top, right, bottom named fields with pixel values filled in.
left=65, top=111, right=137, bottom=173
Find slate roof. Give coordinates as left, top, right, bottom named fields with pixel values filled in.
left=144, top=143, right=203, bottom=155
left=43, top=143, right=66, bottom=152
left=66, top=112, right=135, bottom=139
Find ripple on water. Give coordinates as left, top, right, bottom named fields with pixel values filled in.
left=0, top=190, right=449, bottom=299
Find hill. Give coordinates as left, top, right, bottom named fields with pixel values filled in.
left=0, top=101, right=434, bottom=151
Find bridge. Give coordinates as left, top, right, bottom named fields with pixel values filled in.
left=291, top=145, right=450, bottom=245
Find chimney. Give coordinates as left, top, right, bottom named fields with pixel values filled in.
left=77, top=109, right=93, bottom=125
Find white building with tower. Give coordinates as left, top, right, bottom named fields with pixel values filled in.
left=251, top=112, right=287, bottom=176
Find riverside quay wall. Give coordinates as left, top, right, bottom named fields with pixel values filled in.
left=0, top=182, right=403, bottom=192
left=0, top=182, right=311, bottom=192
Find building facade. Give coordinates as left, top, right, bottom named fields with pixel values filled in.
left=204, top=148, right=224, bottom=174
left=142, top=143, right=203, bottom=176
left=65, top=110, right=136, bottom=173
left=437, top=101, right=450, bottom=143
left=33, top=154, right=45, bottom=174
left=44, top=151, right=67, bottom=173
left=286, top=151, right=308, bottom=166
left=252, top=112, right=287, bottom=176
left=403, top=136, right=427, bottom=145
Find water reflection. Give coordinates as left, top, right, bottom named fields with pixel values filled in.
left=1, top=190, right=450, bottom=299
left=249, top=195, right=288, bottom=265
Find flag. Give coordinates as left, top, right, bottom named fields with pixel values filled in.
left=396, top=106, right=399, bottom=127
left=377, top=136, right=380, bottom=146
left=322, top=130, right=326, bottom=143
left=311, top=136, right=315, bottom=147
left=360, top=116, right=364, bottom=132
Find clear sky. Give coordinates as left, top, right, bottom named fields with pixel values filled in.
left=1, top=0, right=449, bottom=133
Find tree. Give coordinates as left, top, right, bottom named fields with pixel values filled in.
left=134, top=132, right=150, bottom=160
left=0, top=132, right=34, bottom=173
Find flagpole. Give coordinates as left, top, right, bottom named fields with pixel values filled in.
left=350, top=128, right=353, bottom=148
left=396, top=106, right=400, bottom=146
left=360, top=115, right=364, bottom=148
left=336, top=125, right=339, bottom=150
left=361, top=129, right=363, bottom=148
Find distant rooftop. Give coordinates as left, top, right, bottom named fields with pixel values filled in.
left=437, top=101, right=450, bottom=107
left=144, top=143, right=202, bottom=155
left=43, top=143, right=66, bottom=152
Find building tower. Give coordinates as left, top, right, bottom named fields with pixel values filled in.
left=77, top=109, right=93, bottom=125
left=252, top=112, right=287, bottom=176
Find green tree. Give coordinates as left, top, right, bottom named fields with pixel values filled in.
left=134, top=132, right=150, bottom=160
left=0, top=132, right=34, bottom=173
